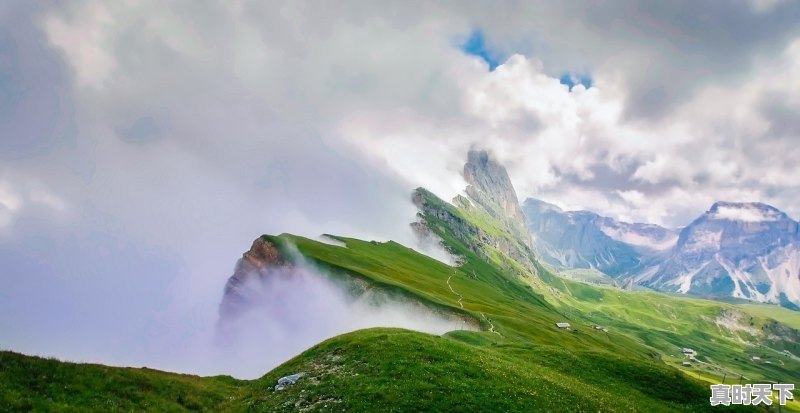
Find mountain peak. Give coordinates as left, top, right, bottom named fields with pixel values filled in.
left=463, top=149, right=526, bottom=227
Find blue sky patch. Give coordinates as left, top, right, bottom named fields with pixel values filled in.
left=560, top=73, right=593, bottom=91
left=460, top=29, right=503, bottom=71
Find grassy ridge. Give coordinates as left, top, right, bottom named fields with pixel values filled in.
left=246, top=328, right=756, bottom=412
left=0, top=351, right=241, bottom=412
left=0, top=328, right=758, bottom=413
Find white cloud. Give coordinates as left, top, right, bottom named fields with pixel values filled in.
left=713, top=205, right=781, bottom=222
left=43, top=1, right=117, bottom=89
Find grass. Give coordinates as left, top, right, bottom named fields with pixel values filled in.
left=0, top=351, right=241, bottom=412
left=536, top=269, right=800, bottom=385
left=0, top=329, right=763, bottom=413
left=245, top=328, right=758, bottom=412
left=739, top=303, right=800, bottom=330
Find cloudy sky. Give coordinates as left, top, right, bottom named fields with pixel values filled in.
left=2, top=0, right=799, bottom=373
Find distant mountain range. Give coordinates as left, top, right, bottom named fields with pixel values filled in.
left=522, top=199, right=676, bottom=277
left=524, top=199, right=800, bottom=309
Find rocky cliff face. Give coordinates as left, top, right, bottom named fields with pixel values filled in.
left=412, top=189, right=538, bottom=278
left=219, top=236, right=290, bottom=319
left=463, top=150, right=527, bottom=230
left=522, top=198, right=676, bottom=277
left=523, top=198, right=800, bottom=309
left=638, top=202, right=800, bottom=309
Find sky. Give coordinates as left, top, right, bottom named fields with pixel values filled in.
left=1, top=0, right=800, bottom=375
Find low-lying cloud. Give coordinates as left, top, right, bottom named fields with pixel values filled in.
left=210, top=262, right=469, bottom=379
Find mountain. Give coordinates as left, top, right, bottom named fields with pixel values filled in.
left=413, top=149, right=539, bottom=279
left=524, top=198, right=800, bottom=309
left=5, top=150, right=800, bottom=411
left=462, top=149, right=529, bottom=239
left=522, top=198, right=677, bottom=277
left=638, top=202, right=800, bottom=309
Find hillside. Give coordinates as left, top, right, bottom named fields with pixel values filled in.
left=0, top=327, right=769, bottom=412
left=3, top=231, right=797, bottom=411
left=523, top=198, right=800, bottom=309
left=4, top=152, right=798, bottom=412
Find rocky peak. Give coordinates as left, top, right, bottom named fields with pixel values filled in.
left=409, top=150, right=540, bottom=279
left=219, top=236, right=290, bottom=319
left=676, top=202, right=799, bottom=260
left=241, top=236, right=285, bottom=269
left=463, top=149, right=528, bottom=234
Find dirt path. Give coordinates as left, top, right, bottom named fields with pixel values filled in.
left=446, top=274, right=464, bottom=309
left=447, top=270, right=502, bottom=337
left=480, top=312, right=502, bottom=337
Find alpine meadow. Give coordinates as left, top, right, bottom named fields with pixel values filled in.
left=2, top=2, right=799, bottom=412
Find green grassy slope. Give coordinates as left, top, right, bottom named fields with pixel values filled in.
left=2, top=230, right=796, bottom=411
left=0, top=328, right=761, bottom=413
left=284, top=233, right=650, bottom=354
left=269, top=231, right=795, bottom=411
left=414, top=187, right=799, bottom=381
left=247, top=328, right=757, bottom=412
left=739, top=303, right=800, bottom=330
left=537, top=271, right=800, bottom=384
left=0, top=351, right=241, bottom=412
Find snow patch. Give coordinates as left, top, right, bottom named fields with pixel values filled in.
left=671, top=264, right=708, bottom=294
left=758, top=246, right=800, bottom=306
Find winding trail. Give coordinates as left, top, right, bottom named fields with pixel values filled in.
left=480, top=312, right=502, bottom=337
left=446, top=274, right=464, bottom=309
left=446, top=269, right=502, bottom=337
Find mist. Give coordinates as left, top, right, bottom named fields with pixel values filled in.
left=166, top=259, right=471, bottom=379
left=0, top=1, right=451, bottom=375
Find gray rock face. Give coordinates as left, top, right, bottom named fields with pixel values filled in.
left=525, top=198, right=800, bottom=309
left=463, top=150, right=527, bottom=230
left=639, top=202, right=800, bottom=309
left=522, top=198, right=676, bottom=277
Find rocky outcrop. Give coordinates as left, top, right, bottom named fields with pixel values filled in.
left=274, top=372, right=305, bottom=391
left=463, top=150, right=531, bottom=247
left=463, top=150, right=526, bottom=226
left=219, top=236, right=290, bottom=319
